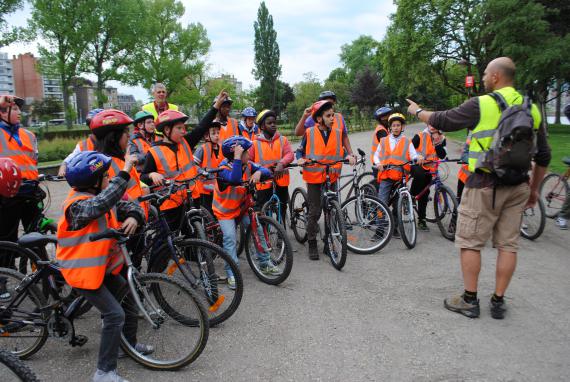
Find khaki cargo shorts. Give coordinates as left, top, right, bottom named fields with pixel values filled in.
left=455, top=183, right=530, bottom=252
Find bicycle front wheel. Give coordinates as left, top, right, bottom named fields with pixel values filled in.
left=434, top=185, right=459, bottom=241
left=245, top=214, right=293, bottom=285
left=290, top=187, right=309, bottom=243
left=398, top=191, right=417, bottom=249
left=539, top=173, right=569, bottom=218
left=342, top=195, right=393, bottom=254
left=325, top=200, right=347, bottom=270
left=521, top=198, right=546, bottom=240
left=120, top=273, right=209, bottom=370
left=0, top=349, right=40, bottom=382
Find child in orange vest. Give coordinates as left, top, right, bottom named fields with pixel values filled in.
left=296, top=100, right=356, bottom=259
left=213, top=136, right=273, bottom=289
left=250, top=109, right=294, bottom=219
left=194, top=121, right=223, bottom=214
left=56, top=151, right=149, bottom=382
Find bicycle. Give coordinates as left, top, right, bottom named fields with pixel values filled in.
left=260, top=163, right=301, bottom=230
left=336, top=149, right=377, bottom=200
left=297, top=158, right=348, bottom=270
left=205, top=180, right=293, bottom=285
left=539, top=157, right=570, bottom=218
left=412, top=159, right=460, bottom=241
left=520, top=198, right=546, bottom=240
left=0, top=349, right=39, bottom=382
left=340, top=150, right=394, bottom=254
left=0, top=229, right=209, bottom=370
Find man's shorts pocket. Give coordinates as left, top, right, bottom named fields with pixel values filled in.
left=457, top=208, right=479, bottom=235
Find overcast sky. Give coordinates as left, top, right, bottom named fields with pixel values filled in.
left=3, top=0, right=395, bottom=102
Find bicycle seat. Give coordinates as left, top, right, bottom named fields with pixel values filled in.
left=18, top=232, right=57, bottom=249
left=563, top=157, right=570, bottom=166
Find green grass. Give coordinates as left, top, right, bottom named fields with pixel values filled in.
left=38, top=137, right=77, bottom=163
left=444, top=124, right=570, bottom=174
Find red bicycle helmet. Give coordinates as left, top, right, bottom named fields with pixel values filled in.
left=89, top=109, right=133, bottom=138
left=155, top=110, right=189, bottom=132
left=311, top=100, right=334, bottom=120
left=0, top=158, right=22, bottom=198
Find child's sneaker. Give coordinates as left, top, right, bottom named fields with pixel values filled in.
left=556, top=216, right=568, bottom=230
left=227, top=276, right=236, bottom=290
left=417, top=219, right=429, bottom=231
left=260, top=262, right=280, bottom=275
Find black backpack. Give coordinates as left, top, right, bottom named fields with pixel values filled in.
left=479, top=92, right=536, bottom=185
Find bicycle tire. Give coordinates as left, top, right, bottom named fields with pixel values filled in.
left=261, top=199, right=280, bottom=223
left=0, top=349, right=40, bottom=382
left=325, top=200, right=347, bottom=270
left=190, top=219, right=207, bottom=241
left=149, top=239, right=243, bottom=327
left=0, top=268, right=48, bottom=360
left=341, top=194, right=393, bottom=254
left=119, top=273, right=209, bottom=370
left=521, top=198, right=546, bottom=240
left=361, top=183, right=377, bottom=198
left=539, top=173, right=569, bottom=218
left=397, top=191, right=417, bottom=249
left=357, top=171, right=376, bottom=188
left=290, top=187, right=309, bottom=244
left=434, top=185, right=459, bottom=241
left=244, top=214, right=293, bottom=285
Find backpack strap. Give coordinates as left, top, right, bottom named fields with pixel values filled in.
left=489, top=92, right=508, bottom=112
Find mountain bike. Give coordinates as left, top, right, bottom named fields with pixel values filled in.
left=0, top=349, right=39, bottom=382
left=520, top=198, right=546, bottom=240
left=539, top=157, right=570, bottom=218
left=0, top=230, right=209, bottom=370
left=260, top=164, right=300, bottom=230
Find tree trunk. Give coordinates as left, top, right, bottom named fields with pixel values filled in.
left=555, top=80, right=561, bottom=125
left=61, top=74, right=72, bottom=129
left=97, top=63, right=105, bottom=108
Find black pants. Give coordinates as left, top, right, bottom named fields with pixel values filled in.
left=457, top=179, right=465, bottom=204
left=0, top=196, right=42, bottom=268
left=409, top=165, right=432, bottom=220
left=200, top=193, right=214, bottom=216
left=76, top=272, right=138, bottom=373
left=306, top=182, right=338, bottom=242
left=256, top=186, right=289, bottom=219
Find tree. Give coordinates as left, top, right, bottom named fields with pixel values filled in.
left=252, top=1, right=282, bottom=110
left=339, top=35, right=382, bottom=81
left=324, top=68, right=352, bottom=115
left=31, top=0, right=95, bottom=129
left=122, top=0, right=210, bottom=106
left=350, top=67, right=389, bottom=116
left=0, top=0, right=25, bottom=48
left=273, top=80, right=294, bottom=117
left=30, top=97, right=63, bottom=125
left=285, top=73, right=322, bottom=123
left=79, top=0, right=144, bottom=107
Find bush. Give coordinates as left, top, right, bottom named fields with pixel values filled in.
left=38, top=137, right=78, bottom=163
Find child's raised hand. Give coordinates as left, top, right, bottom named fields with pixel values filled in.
left=123, top=154, right=138, bottom=172
left=303, top=107, right=312, bottom=118
left=233, top=144, right=244, bottom=159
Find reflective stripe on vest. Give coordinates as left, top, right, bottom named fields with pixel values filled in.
left=78, top=136, right=96, bottom=151
left=377, top=137, right=411, bottom=182
left=417, top=131, right=438, bottom=170
left=254, top=135, right=290, bottom=190
left=56, top=190, right=121, bottom=290
left=212, top=163, right=251, bottom=219
left=371, top=125, right=388, bottom=163
left=142, top=102, right=178, bottom=120
left=197, top=143, right=223, bottom=194
left=149, top=140, right=198, bottom=210
left=0, top=128, right=38, bottom=180
left=108, top=158, right=148, bottom=219
left=457, top=164, right=470, bottom=184
left=302, top=126, right=344, bottom=184
left=219, top=118, right=239, bottom=143
left=468, top=87, right=541, bottom=173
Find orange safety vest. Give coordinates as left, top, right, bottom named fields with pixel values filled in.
left=253, top=134, right=290, bottom=190
left=148, top=140, right=198, bottom=210
left=457, top=164, right=470, bottom=184
left=195, top=142, right=223, bottom=195
left=108, top=157, right=149, bottom=219
left=416, top=131, right=438, bottom=170
left=371, top=124, right=389, bottom=163
left=219, top=118, right=242, bottom=142
left=0, top=127, right=38, bottom=180
left=302, top=126, right=344, bottom=184
left=212, top=162, right=251, bottom=220
left=331, top=113, right=345, bottom=132
left=376, top=136, right=412, bottom=182
left=78, top=136, right=97, bottom=151
left=129, top=134, right=156, bottom=157
left=56, top=190, right=122, bottom=290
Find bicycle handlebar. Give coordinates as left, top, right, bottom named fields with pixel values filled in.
left=90, top=228, right=127, bottom=242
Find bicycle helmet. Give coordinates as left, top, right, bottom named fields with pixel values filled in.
left=65, top=151, right=112, bottom=189
left=133, top=110, right=154, bottom=126
left=155, top=110, right=189, bottom=133
left=374, top=106, right=393, bottom=120
left=318, top=90, right=337, bottom=102
left=241, top=107, right=257, bottom=118
left=0, top=95, right=24, bottom=109
left=85, top=108, right=104, bottom=127
left=213, top=95, right=233, bottom=106
left=89, top=109, right=133, bottom=139
left=311, top=100, right=334, bottom=120
left=256, top=109, right=276, bottom=126
left=0, top=158, right=22, bottom=198
left=222, top=136, right=253, bottom=160
left=388, top=113, right=406, bottom=125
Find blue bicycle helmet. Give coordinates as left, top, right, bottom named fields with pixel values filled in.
left=374, top=106, right=393, bottom=120
left=318, top=90, right=337, bottom=102
left=65, top=151, right=112, bottom=189
left=241, top=107, right=257, bottom=118
left=222, top=136, right=253, bottom=160
left=85, top=108, right=104, bottom=127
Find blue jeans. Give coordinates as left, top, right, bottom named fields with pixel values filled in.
left=378, top=179, right=397, bottom=205
left=219, top=215, right=271, bottom=278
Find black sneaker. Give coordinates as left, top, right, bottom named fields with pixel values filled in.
left=392, top=228, right=400, bottom=239
left=0, top=277, right=11, bottom=303
left=444, top=294, right=480, bottom=318
left=490, top=297, right=506, bottom=319
left=417, top=219, right=429, bottom=231
left=308, top=240, right=319, bottom=260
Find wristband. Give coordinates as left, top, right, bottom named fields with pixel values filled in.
left=415, top=108, right=423, bottom=117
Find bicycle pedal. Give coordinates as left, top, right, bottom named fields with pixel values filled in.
left=70, top=334, right=88, bottom=347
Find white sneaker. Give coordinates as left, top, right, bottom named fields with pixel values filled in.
left=556, top=217, right=568, bottom=230
left=92, top=369, right=129, bottom=382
